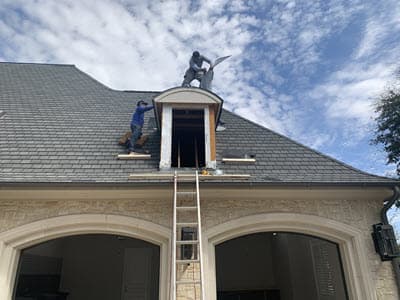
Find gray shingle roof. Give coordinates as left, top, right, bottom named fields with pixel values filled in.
left=0, top=62, right=397, bottom=185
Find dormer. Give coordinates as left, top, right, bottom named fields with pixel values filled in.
left=153, top=87, right=223, bottom=170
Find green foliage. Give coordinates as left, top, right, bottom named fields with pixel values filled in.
left=372, top=85, right=400, bottom=176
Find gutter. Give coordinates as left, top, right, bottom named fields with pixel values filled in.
left=381, top=186, right=400, bottom=224
left=0, top=180, right=399, bottom=189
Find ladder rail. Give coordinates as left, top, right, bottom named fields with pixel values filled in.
left=171, top=171, right=178, bottom=300
left=172, top=170, right=204, bottom=300
left=195, top=170, right=206, bottom=300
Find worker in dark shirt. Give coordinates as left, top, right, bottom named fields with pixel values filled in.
left=182, top=51, right=212, bottom=87
left=127, top=100, right=154, bottom=153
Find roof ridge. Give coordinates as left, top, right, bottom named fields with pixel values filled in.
left=0, top=61, right=75, bottom=67
left=72, top=65, right=117, bottom=92
left=223, top=108, right=394, bottom=180
left=73, top=66, right=162, bottom=94
left=122, top=90, right=161, bottom=94
left=1, top=61, right=163, bottom=96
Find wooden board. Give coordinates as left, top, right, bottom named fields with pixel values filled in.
left=117, top=153, right=151, bottom=160
left=128, top=173, right=250, bottom=180
left=222, top=158, right=256, bottom=163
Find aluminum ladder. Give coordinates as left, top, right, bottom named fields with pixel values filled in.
left=171, top=171, right=205, bottom=300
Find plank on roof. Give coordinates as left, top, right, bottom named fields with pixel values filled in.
left=222, top=158, right=256, bottom=163
left=117, top=153, right=151, bottom=160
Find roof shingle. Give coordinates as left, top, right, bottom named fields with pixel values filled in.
left=0, top=62, right=397, bottom=185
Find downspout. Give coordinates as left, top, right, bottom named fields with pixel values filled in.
left=381, top=186, right=400, bottom=224
left=381, top=186, right=400, bottom=293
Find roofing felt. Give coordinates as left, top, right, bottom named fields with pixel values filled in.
left=0, top=62, right=397, bottom=185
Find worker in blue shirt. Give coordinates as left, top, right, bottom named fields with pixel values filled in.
left=127, top=100, right=154, bottom=153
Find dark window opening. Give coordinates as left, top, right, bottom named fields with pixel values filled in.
left=13, top=234, right=160, bottom=300
left=171, top=109, right=205, bottom=168
left=216, top=232, right=349, bottom=300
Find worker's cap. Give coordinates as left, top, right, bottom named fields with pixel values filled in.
left=137, top=100, right=148, bottom=106
left=192, top=51, right=200, bottom=57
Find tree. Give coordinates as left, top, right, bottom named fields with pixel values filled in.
left=372, top=75, right=400, bottom=177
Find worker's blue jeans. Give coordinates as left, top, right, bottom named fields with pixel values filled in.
left=128, top=124, right=142, bottom=152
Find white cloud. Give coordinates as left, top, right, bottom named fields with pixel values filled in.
left=355, top=1, right=400, bottom=60
left=355, top=19, right=385, bottom=60
left=308, top=62, right=396, bottom=147
left=261, top=1, right=363, bottom=72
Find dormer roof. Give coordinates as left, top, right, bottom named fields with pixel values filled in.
left=153, top=87, right=223, bottom=130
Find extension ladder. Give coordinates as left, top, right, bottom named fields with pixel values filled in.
left=171, top=171, right=205, bottom=300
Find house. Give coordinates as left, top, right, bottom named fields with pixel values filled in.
left=0, top=62, right=399, bottom=300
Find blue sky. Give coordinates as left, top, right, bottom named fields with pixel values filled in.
left=1, top=0, right=400, bottom=177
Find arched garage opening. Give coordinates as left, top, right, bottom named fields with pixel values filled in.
left=0, top=214, right=170, bottom=300
left=215, top=232, right=348, bottom=300
left=13, top=234, right=160, bottom=300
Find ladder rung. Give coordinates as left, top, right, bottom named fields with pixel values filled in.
left=176, top=259, right=200, bottom=264
left=177, top=174, right=196, bottom=178
left=177, top=206, right=197, bottom=210
left=176, top=222, right=198, bottom=227
left=176, top=240, right=198, bottom=245
left=176, top=280, right=201, bottom=284
left=177, top=191, right=196, bottom=195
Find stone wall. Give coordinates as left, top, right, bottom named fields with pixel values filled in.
left=0, top=185, right=397, bottom=299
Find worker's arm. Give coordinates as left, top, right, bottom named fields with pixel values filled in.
left=136, top=105, right=154, bottom=113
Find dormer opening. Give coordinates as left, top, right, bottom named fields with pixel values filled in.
left=154, top=87, right=223, bottom=170
left=171, top=109, right=205, bottom=168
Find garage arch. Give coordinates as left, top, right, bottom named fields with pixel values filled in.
left=0, top=214, right=170, bottom=300
left=203, top=213, right=376, bottom=300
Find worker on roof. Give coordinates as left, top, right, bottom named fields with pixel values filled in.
left=181, top=51, right=212, bottom=88
left=127, top=100, right=154, bottom=154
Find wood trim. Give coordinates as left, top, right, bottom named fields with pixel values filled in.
left=209, top=107, right=216, bottom=161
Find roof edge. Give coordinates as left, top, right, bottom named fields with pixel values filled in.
left=0, top=181, right=398, bottom=188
